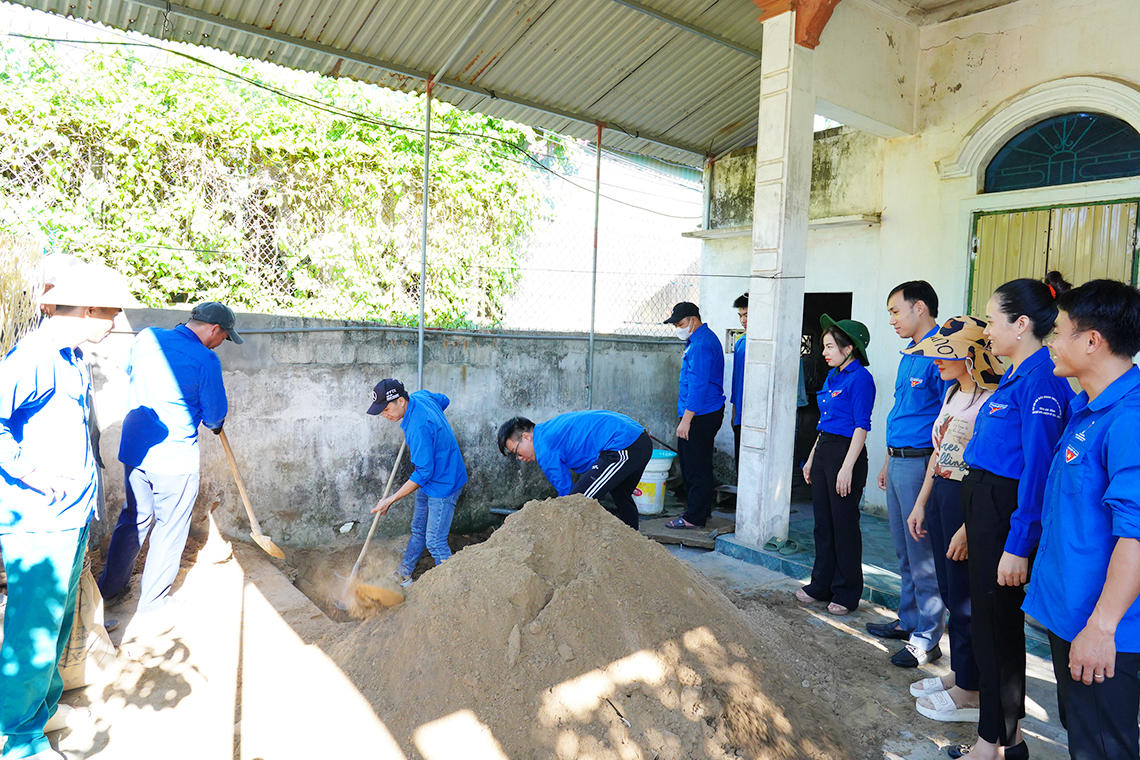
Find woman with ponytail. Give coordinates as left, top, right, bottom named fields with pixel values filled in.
left=946, top=272, right=1076, bottom=759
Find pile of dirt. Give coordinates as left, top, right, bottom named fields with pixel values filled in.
left=326, top=496, right=867, bottom=759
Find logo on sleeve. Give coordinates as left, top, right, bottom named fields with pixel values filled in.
left=830, top=390, right=842, bottom=397
left=987, top=402, right=1008, bottom=415
left=1031, top=395, right=1063, bottom=419
left=910, top=378, right=923, bottom=387
left=1065, top=445, right=1079, bottom=463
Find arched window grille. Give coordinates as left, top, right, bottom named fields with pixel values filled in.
left=984, top=112, right=1140, bottom=193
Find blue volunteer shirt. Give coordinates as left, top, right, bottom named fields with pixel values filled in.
left=678, top=323, right=725, bottom=417
left=532, top=410, right=644, bottom=496
left=730, top=334, right=746, bottom=425
left=816, top=361, right=876, bottom=437
left=119, top=325, right=228, bottom=475
left=0, top=324, right=98, bottom=533
left=964, top=346, right=1074, bottom=557
left=1024, top=366, right=1140, bottom=651
left=401, top=390, right=468, bottom=497
left=886, top=326, right=951, bottom=448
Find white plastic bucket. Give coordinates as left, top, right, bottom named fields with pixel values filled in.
left=634, top=449, right=676, bottom=515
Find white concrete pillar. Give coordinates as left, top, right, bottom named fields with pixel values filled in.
left=735, top=10, right=815, bottom=547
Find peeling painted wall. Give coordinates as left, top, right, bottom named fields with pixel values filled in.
left=809, top=128, right=884, bottom=219
left=709, top=146, right=757, bottom=229
left=707, top=128, right=883, bottom=230
left=87, top=309, right=685, bottom=548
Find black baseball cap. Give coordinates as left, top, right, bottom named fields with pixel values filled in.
left=663, top=301, right=700, bottom=324
left=189, top=302, right=243, bottom=344
left=367, top=378, right=408, bottom=415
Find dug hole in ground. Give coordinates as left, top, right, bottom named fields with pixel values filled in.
left=36, top=494, right=1069, bottom=759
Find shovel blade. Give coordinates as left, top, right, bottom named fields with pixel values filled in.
left=251, top=532, right=286, bottom=560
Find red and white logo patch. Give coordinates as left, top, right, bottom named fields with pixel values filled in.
left=1065, top=446, right=1079, bottom=463
left=830, top=390, right=842, bottom=397
left=910, top=378, right=922, bottom=387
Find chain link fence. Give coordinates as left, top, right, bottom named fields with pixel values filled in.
left=0, top=7, right=703, bottom=338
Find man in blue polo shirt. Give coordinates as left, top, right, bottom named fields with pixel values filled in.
left=870, top=281, right=950, bottom=667
left=662, top=302, right=725, bottom=530
left=1, top=265, right=137, bottom=760
left=497, top=410, right=652, bottom=529
left=371, top=379, right=467, bottom=586
left=1024, top=280, right=1140, bottom=760
left=99, top=302, right=241, bottom=618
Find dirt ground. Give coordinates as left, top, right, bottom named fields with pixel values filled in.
left=9, top=497, right=1068, bottom=759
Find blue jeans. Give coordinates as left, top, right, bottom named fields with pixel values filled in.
left=886, top=456, right=945, bottom=649
left=0, top=524, right=88, bottom=759
left=99, top=466, right=199, bottom=614
left=398, top=488, right=461, bottom=577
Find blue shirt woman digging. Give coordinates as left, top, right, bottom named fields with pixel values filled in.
left=797, top=315, right=875, bottom=617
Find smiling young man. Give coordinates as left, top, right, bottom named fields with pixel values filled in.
left=1022, top=279, right=1140, bottom=760
left=871, top=281, right=951, bottom=668
left=0, top=265, right=137, bottom=760
left=497, top=410, right=652, bottom=529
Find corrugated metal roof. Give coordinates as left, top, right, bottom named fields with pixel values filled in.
left=20, top=0, right=765, bottom=167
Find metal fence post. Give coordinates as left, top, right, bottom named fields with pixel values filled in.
left=587, top=121, right=604, bottom=408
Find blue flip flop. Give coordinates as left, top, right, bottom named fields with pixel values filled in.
left=665, top=517, right=700, bottom=530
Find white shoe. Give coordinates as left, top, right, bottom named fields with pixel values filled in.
left=44, top=703, right=91, bottom=733
left=909, top=676, right=948, bottom=698
left=390, top=571, right=413, bottom=588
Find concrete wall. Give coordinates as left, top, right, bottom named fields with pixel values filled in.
left=86, top=309, right=683, bottom=548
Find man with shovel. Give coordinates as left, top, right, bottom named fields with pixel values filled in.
left=369, top=379, right=467, bottom=587
left=98, top=302, right=242, bottom=621
left=0, top=264, right=137, bottom=760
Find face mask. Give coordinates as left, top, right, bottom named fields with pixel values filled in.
left=675, top=326, right=691, bottom=341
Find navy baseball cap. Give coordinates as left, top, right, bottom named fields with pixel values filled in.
left=367, top=378, right=408, bottom=415
left=189, top=302, right=243, bottom=344
left=663, top=301, right=700, bottom=324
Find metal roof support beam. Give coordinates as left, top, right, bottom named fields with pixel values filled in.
left=115, top=0, right=705, bottom=160
left=605, top=0, right=762, bottom=59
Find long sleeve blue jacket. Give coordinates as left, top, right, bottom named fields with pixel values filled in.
left=401, top=390, right=468, bottom=497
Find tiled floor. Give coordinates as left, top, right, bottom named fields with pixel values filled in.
left=658, top=483, right=1053, bottom=661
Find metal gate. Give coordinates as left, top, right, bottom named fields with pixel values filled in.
left=969, top=201, right=1139, bottom=314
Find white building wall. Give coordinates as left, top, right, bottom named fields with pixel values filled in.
left=700, top=0, right=1140, bottom=510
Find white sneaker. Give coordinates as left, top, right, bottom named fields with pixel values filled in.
left=390, top=571, right=414, bottom=588
left=44, top=704, right=92, bottom=733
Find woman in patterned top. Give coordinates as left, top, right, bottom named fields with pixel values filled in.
left=903, top=316, right=1004, bottom=726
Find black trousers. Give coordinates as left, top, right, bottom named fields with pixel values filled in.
left=928, top=476, right=979, bottom=691
left=571, top=431, right=653, bottom=530
left=678, top=407, right=724, bottom=527
left=962, top=468, right=1027, bottom=746
left=733, top=423, right=741, bottom=464
left=803, top=432, right=867, bottom=610
left=1049, top=631, right=1140, bottom=760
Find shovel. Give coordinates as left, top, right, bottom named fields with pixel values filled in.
left=218, top=428, right=286, bottom=560
left=337, top=441, right=407, bottom=616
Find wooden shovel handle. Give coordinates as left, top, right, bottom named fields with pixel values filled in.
left=217, top=428, right=265, bottom=536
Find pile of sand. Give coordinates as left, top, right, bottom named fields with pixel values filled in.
left=327, top=496, right=862, bottom=759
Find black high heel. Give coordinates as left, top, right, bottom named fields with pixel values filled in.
left=1004, top=742, right=1029, bottom=759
